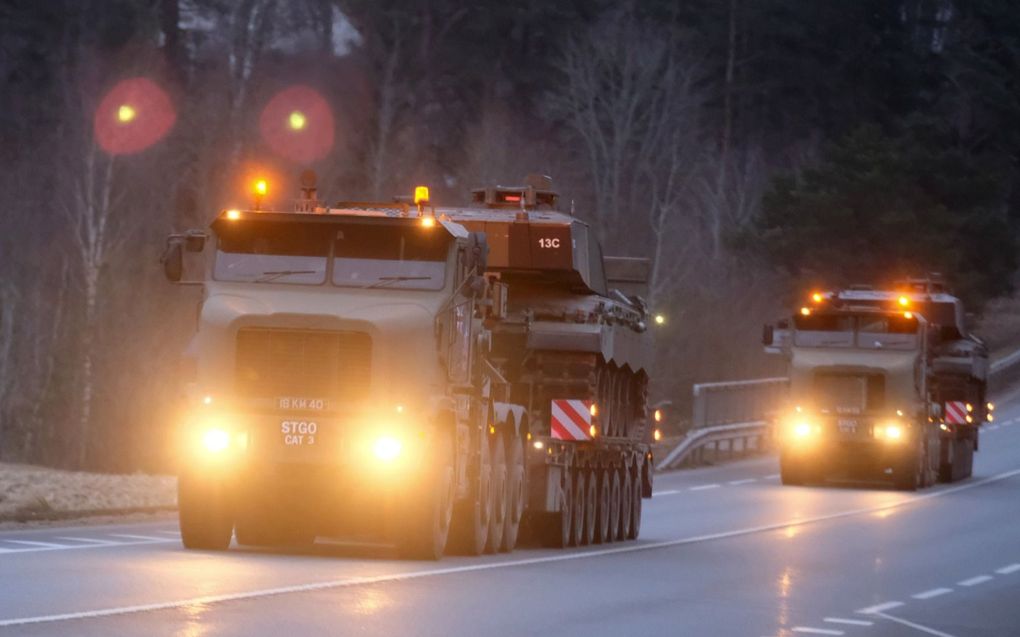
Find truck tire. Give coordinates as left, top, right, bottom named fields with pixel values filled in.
left=485, top=435, right=508, bottom=554
left=542, top=468, right=573, bottom=548
left=450, top=432, right=493, bottom=555
left=627, top=469, right=642, bottom=540
left=500, top=436, right=525, bottom=552
left=235, top=499, right=276, bottom=547
left=619, top=469, right=633, bottom=541
left=779, top=453, right=804, bottom=486
left=594, top=468, right=611, bottom=544
left=582, top=469, right=597, bottom=546
left=608, top=469, right=622, bottom=543
left=178, top=473, right=233, bottom=551
left=894, top=439, right=925, bottom=491
left=570, top=470, right=586, bottom=547
left=397, top=431, right=455, bottom=560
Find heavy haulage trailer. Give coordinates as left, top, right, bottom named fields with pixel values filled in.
left=161, top=174, right=655, bottom=559
left=763, top=281, right=987, bottom=489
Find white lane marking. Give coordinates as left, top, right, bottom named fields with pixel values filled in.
left=689, top=484, right=721, bottom=491
left=792, top=628, right=843, bottom=635
left=824, top=618, right=873, bottom=626
left=987, top=425, right=1000, bottom=431
left=0, top=538, right=175, bottom=556
left=957, top=575, right=993, bottom=587
left=857, top=601, right=904, bottom=614
left=728, top=478, right=757, bottom=486
left=2, top=540, right=68, bottom=548
left=764, top=473, right=781, bottom=479
left=109, top=534, right=172, bottom=542
left=2, top=466, right=1020, bottom=628
left=912, top=587, right=953, bottom=600
left=55, top=537, right=118, bottom=546
left=996, top=563, right=1020, bottom=575
left=155, top=530, right=181, bottom=536
left=654, top=489, right=681, bottom=496
left=873, top=612, right=957, bottom=637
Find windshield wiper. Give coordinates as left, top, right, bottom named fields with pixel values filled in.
left=365, top=276, right=432, bottom=289
left=256, top=270, right=317, bottom=283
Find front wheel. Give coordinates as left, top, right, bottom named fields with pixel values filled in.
left=178, top=472, right=233, bottom=551
left=396, top=431, right=456, bottom=560
left=779, top=452, right=805, bottom=486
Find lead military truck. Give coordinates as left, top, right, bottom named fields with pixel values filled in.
left=161, top=174, right=654, bottom=558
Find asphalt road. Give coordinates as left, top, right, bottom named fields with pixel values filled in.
left=2, top=396, right=1020, bottom=636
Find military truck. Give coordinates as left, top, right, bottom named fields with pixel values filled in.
left=763, top=303, right=941, bottom=490
left=161, top=174, right=654, bottom=558
left=821, top=278, right=987, bottom=482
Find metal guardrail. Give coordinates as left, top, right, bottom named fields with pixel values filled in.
left=656, top=344, right=1020, bottom=472
left=657, top=378, right=787, bottom=471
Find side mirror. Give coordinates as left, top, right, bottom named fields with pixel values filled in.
left=469, top=274, right=487, bottom=298
left=162, top=240, right=183, bottom=283
left=467, top=231, right=489, bottom=273
left=184, top=230, right=207, bottom=253
left=762, top=323, right=775, bottom=346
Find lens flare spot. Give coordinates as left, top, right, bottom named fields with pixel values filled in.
left=117, top=104, right=137, bottom=123
left=260, top=86, right=334, bottom=163
left=288, top=110, right=307, bottom=130
left=94, top=77, right=176, bottom=155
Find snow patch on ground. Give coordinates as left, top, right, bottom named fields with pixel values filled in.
left=0, top=463, right=176, bottom=517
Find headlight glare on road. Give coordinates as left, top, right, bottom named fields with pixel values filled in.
left=373, top=436, right=402, bottom=462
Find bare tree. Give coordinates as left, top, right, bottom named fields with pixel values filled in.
left=60, top=144, right=134, bottom=468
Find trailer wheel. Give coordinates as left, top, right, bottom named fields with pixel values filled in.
left=178, top=472, right=233, bottom=551
left=485, top=435, right=508, bottom=554
left=570, top=470, right=586, bottom=547
left=450, top=433, right=493, bottom=555
left=594, top=468, right=611, bottom=544
left=397, top=431, right=455, bottom=560
left=608, top=469, right=622, bottom=543
left=627, top=469, right=642, bottom=540
left=500, top=436, right=525, bottom=552
left=618, top=469, right=633, bottom=541
left=582, top=469, right=597, bottom=546
left=542, top=468, right=573, bottom=548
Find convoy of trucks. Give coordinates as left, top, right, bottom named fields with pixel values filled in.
left=161, top=163, right=996, bottom=556
left=763, top=279, right=990, bottom=490
left=162, top=174, right=655, bottom=558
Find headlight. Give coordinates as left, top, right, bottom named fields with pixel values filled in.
left=373, top=436, right=402, bottom=461
left=874, top=423, right=904, bottom=441
left=792, top=422, right=812, bottom=438
left=202, top=428, right=231, bottom=453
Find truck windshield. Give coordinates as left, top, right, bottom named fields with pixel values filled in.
left=793, top=313, right=918, bottom=350
left=813, top=372, right=885, bottom=414
left=332, top=224, right=447, bottom=290
left=214, top=221, right=329, bottom=284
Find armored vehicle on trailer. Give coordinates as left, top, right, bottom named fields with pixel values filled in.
left=763, top=303, right=940, bottom=490
left=161, top=174, right=654, bottom=558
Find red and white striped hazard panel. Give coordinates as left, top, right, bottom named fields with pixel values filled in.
left=550, top=399, right=593, bottom=441
left=945, top=401, right=969, bottom=425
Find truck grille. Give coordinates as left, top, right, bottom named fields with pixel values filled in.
left=235, top=328, right=371, bottom=402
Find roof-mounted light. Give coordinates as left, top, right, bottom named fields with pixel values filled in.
left=414, top=185, right=430, bottom=205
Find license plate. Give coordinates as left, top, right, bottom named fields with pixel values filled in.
left=838, top=419, right=858, bottom=433
left=281, top=420, right=319, bottom=446
left=278, top=397, right=328, bottom=410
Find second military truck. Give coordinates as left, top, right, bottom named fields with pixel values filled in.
left=162, top=174, right=654, bottom=558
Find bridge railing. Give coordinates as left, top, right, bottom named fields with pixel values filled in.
left=656, top=344, right=1020, bottom=472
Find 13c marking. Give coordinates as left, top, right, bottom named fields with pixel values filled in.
left=537, top=237, right=561, bottom=249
